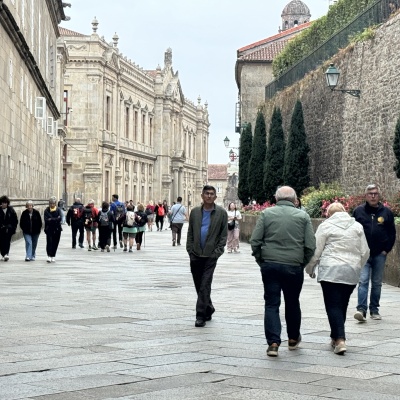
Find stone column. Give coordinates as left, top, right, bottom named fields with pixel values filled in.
left=173, top=168, right=179, bottom=200
left=178, top=167, right=183, bottom=198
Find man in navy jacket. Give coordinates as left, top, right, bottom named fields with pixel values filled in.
left=353, top=184, right=396, bottom=322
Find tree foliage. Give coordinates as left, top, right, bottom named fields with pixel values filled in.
left=248, top=111, right=267, bottom=204
left=283, top=100, right=310, bottom=196
left=237, top=122, right=252, bottom=205
left=264, top=107, right=286, bottom=202
left=393, top=114, right=400, bottom=179
left=273, top=0, right=377, bottom=77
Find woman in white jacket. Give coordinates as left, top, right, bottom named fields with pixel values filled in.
left=305, top=203, right=369, bottom=355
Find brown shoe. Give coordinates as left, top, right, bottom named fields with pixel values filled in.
left=137, top=243, right=141, bottom=250
left=267, top=343, right=279, bottom=357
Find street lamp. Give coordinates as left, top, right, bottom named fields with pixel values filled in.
left=223, top=136, right=230, bottom=148
left=325, top=63, right=360, bottom=98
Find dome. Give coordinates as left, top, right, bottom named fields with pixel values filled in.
left=281, top=0, right=311, bottom=31
left=282, top=0, right=310, bottom=17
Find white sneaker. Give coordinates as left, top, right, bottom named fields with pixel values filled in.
left=354, top=310, right=366, bottom=322
left=47, top=256, right=51, bottom=263
left=4, top=255, right=9, bottom=261
left=370, top=313, right=382, bottom=320
left=51, top=257, right=55, bottom=263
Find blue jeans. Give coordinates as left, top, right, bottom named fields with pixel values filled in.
left=357, top=253, right=387, bottom=314
left=23, top=233, right=39, bottom=260
left=260, top=262, right=304, bottom=346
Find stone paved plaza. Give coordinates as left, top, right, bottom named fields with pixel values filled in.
left=1, top=224, right=400, bottom=399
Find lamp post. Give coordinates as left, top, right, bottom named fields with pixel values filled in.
left=325, top=63, right=361, bottom=98
left=223, top=137, right=239, bottom=161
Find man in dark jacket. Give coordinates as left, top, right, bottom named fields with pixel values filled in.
left=186, top=185, right=227, bottom=328
left=66, top=198, right=84, bottom=249
left=0, top=195, right=18, bottom=261
left=353, top=184, right=396, bottom=321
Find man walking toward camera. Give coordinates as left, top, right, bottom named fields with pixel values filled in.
left=353, top=184, right=396, bottom=322
left=250, top=186, right=315, bottom=357
left=186, top=185, right=227, bottom=328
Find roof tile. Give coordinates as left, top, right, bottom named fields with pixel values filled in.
left=208, top=164, right=228, bottom=180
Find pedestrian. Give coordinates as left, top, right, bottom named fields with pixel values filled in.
left=19, top=200, right=43, bottom=261
left=110, top=194, right=125, bottom=249
left=122, top=204, right=136, bottom=252
left=226, top=202, right=242, bottom=253
left=186, top=185, right=228, bottom=327
left=0, top=195, right=18, bottom=261
left=163, top=200, right=169, bottom=230
left=97, top=201, right=114, bottom=252
left=66, top=197, right=84, bottom=249
left=134, top=203, right=147, bottom=250
left=250, top=186, right=316, bottom=357
left=154, top=200, right=166, bottom=231
left=169, top=196, right=188, bottom=246
left=145, top=200, right=155, bottom=231
left=58, top=198, right=66, bottom=224
left=44, top=197, right=63, bottom=263
left=83, top=200, right=99, bottom=251
left=353, top=184, right=396, bottom=322
left=305, top=203, right=369, bottom=355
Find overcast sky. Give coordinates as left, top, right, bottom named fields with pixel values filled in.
left=61, top=0, right=331, bottom=164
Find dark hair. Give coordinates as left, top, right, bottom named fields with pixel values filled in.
left=102, top=201, right=109, bottom=210
left=126, top=204, right=134, bottom=211
left=0, top=195, right=10, bottom=205
left=177, top=196, right=182, bottom=202
left=228, top=202, right=236, bottom=211
left=112, top=194, right=119, bottom=200
left=202, top=185, right=216, bottom=194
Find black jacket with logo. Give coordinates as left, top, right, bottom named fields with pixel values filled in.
left=353, top=202, right=396, bottom=257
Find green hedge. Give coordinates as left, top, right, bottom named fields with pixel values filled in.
left=272, top=0, right=377, bottom=78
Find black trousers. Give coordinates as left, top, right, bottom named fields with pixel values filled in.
left=136, top=231, right=144, bottom=245
left=321, top=280, right=356, bottom=341
left=0, top=232, right=12, bottom=257
left=71, top=223, right=84, bottom=247
left=46, top=231, right=61, bottom=257
left=155, top=215, right=164, bottom=230
left=99, top=226, right=112, bottom=249
left=171, top=223, right=183, bottom=243
left=112, top=222, right=123, bottom=246
left=190, top=254, right=217, bottom=319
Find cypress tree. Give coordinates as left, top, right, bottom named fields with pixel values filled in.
left=393, top=114, right=400, bottom=179
left=248, top=111, right=267, bottom=204
left=264, top=107, right=286, bottom=202
left=238, top=122, right=252, bottom=205
left=283, top=100, right=310, bottom=196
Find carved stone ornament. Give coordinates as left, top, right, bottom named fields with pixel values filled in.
left=104, top=154, right=113, bottom=166
left=68, top=45, right=87, bottom=51
left=125, top=172, right=129, bottom=181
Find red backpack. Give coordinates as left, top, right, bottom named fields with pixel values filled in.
left=157, top=206, right=165, bottom=217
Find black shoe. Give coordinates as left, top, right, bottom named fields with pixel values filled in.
left=172, top=240, right=176, bottom=246
left=205, top=315, right=212, bottom=321
left=195, top=319, right=206, bottom=327
left=72, top=245, right=76, bottom=249
left=78, top=243, right=84, bottom=248
left=288, top=335, right=302, bottom=350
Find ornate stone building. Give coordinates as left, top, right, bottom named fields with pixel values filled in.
left=60, top=20, right=209, bottom=207
left=235, top=0, right=311, bottom=131
left=0, top=0, right=68, bottom=205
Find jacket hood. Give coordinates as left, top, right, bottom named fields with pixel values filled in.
left=326, top=212, right=355, bottom=230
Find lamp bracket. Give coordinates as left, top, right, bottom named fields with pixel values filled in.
left=331, top=88, right=361, bottom=98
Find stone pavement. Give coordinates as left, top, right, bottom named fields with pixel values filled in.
left=1, top=224, right=400, bottom=399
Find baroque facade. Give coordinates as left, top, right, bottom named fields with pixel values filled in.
left=0, top=0, right=68, bottom=204
left=235, top=0, right=311, bottom=131
left=60, top=20, right=209, bottom=207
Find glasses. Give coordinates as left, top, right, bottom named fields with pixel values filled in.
left=203, top=192, right=216, bottom=197
left=367, top=192, right=379, bottom=197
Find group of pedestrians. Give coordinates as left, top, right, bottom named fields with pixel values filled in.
left=187, top=184, right=395, bottom=360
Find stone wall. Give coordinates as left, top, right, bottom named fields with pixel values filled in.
left=264, top=13, right=400, bottom=197
left=240, top=215, right=400, bottom=287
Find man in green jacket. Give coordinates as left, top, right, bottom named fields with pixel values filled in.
left=250, top=186, right=316, bottom=357
left=186, top=185, right=228, bottom=327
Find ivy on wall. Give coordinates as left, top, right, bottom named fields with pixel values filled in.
left=272, top=0, right=377, bottom=78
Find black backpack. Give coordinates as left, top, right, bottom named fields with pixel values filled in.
left=83, top=207, right=93, bottom=226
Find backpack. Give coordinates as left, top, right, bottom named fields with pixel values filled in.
left=115, top=204, right=124, bottom=220
left=72, top=206, right=83, bottom=220
left=83, top=207, right=93, bottom=226
left=145, top=207, right=152, bottom=216
left=157, top=206, right=165, bottom=217
left=98, top=210, right=109, bottom=227
left=125, top=211, right=136, bottom=227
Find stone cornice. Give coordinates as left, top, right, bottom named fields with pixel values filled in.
left=0, top=1, right=60, bottom=119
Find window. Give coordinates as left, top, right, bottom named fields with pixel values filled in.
left=47, top=117, right=53, bottom=135
left=134, top=110, right=138, bottom=141
left=35, top=97, right=46, bottom=119
left=106, top=95, right=111, bottom=130
left=125, top=107, right=129, bottom=138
